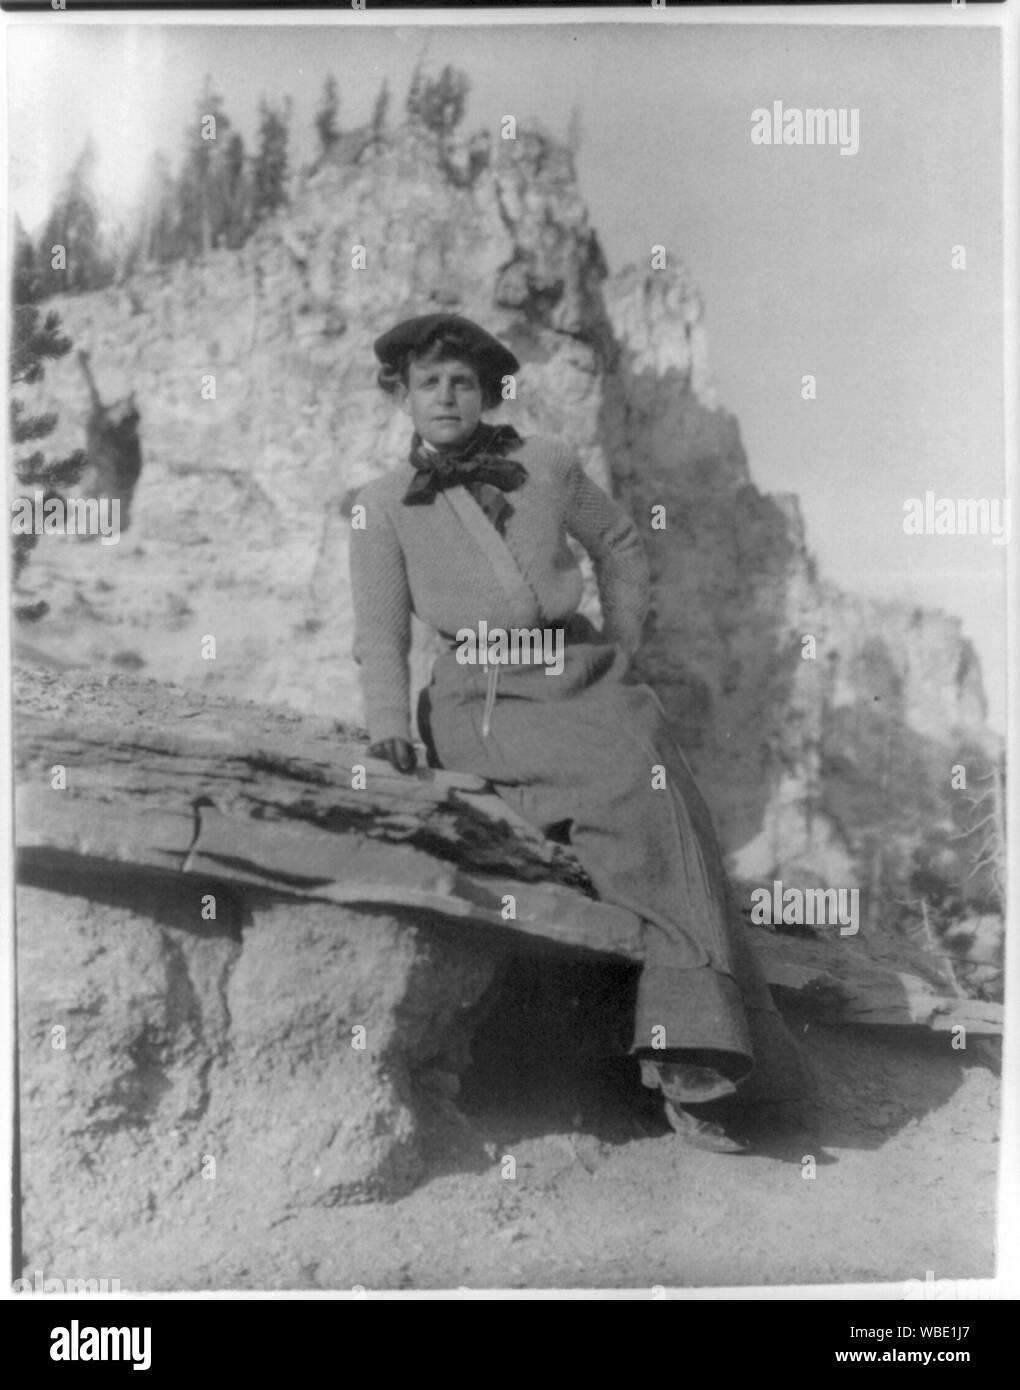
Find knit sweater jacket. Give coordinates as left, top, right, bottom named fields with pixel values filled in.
left=349, top=434, right=650, bottom=745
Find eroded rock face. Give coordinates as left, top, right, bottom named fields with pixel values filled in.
left=16, top=871, right=497, bottom=1272
left=211, top=899, right=494, bottom=1208
left=603, top=265, right=1000, bottom=922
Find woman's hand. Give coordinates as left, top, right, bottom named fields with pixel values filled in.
left=367, top=738, right=418, bottom=774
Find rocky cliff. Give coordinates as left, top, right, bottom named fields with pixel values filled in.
left=13, top=117, right=1002, bottom=951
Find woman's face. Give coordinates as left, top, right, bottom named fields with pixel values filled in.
left=398, top=353, right=484, bottom=450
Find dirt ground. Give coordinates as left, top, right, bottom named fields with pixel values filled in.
left=41, top=1017, right=997, bottom=1294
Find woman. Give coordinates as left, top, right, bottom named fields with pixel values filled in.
left=350, top=313, right=812, bottom=1151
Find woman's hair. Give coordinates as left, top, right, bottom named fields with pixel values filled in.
left=376, top=331, right=504, bottom=410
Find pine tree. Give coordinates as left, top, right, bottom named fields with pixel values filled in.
left=405, top=63, right=425, bottom=123
left=212, top=131, right=252, bottom=249
left=10, top=224, right=87, bottom=585
left=137, top=149, right=180, bottom=266
left=252, top=96, right=292, bottom=222
left=107, top=211, right=144, bottom=287
left=370, top=78, right=391, bottom=142
left=177, top=75, right=230, bottom=259
left=314, top=74, right=340, bottom=157
left=406, top=64, right=469, bottom=140
left=35, top=138, right=112, bottom=297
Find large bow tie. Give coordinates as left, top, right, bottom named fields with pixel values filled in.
left=402, top=423, right=527, bottom=535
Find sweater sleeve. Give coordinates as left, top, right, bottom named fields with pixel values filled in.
left=349, top=492, right=413, bottom=744
left=561, top=451, right=650, bottom=656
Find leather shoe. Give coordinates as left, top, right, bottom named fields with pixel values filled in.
left=664, top=1101, right=750, bottom=1154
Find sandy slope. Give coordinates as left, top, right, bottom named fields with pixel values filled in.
left=37, top=1021, right=997, bottom=1293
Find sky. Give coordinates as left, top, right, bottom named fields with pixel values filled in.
left=6, top=16, right=1009, bottom=730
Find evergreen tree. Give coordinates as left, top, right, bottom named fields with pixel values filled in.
left=137, top=148, right=180, bottom=266
left=370, top=79, right=391, bottom=142
left=314, top=74, right=340, bottom=157
left=177, top=75, right=230, bottom=258
left=252, top=96, right=292, bottom=221
left=405, top=63, right=425, bottom=123
left=12, top=231, right=39, bottom=303
left=35, top=138, right=112, bottom=296
left=211, top=131, right=252, bottom=249
left=406, top=64, right=469, bottom=140
left=105, top=212, right=135, bottom=286
left=10, top=223, right=87, bottom=584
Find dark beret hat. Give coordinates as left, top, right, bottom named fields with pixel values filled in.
left=373, top=314, right=519, bottom=382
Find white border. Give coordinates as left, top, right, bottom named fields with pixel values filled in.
left=2, top=0, right=1017, bottom=1305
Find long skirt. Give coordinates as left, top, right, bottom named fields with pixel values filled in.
left=417, top=612, right=813, bottom=1101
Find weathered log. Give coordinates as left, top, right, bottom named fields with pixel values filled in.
left=15, top=787, right=639, bottom=960
left=14, top=717, right=594, bottom=892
